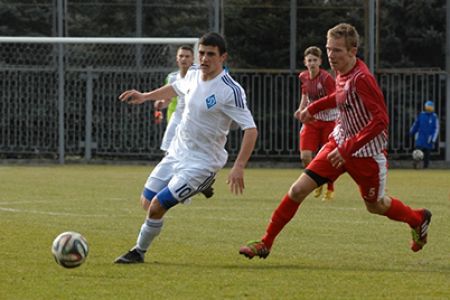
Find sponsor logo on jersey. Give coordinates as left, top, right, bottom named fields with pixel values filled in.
left=206, top=95, right=216, bottom=109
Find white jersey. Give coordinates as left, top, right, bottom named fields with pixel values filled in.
left=160, top=71, right=184, bottom=151
left=170, top=67, right=256, bottom=170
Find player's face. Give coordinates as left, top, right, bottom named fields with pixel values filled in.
left=176, top=49, right=194, bottom=72
left=304, top=54, right=321, bottom=74
left=326, top=37, right=357, bottom=74
left=198, top=44, right=227, bottom=80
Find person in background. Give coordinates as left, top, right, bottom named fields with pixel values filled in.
left=409, top=100, right=439, bottom=169
left=154, top=45, right=194, bottom=152
left=294, top=46, right=338, bottom=201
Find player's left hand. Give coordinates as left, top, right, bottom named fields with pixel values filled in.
left=327, top=148, right=345, bottom=169
left=227, top=166, right=245, bottom=195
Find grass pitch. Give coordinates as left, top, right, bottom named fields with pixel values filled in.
left=1, top=165, right=449, bottom=299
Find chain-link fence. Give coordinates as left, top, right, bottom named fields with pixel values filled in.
left=0, top=1, right=447, bottom=164
left=0, top=38, right=445, bottom=163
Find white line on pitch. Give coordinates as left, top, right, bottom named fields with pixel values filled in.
left=0, top=206, right=112, bottom=217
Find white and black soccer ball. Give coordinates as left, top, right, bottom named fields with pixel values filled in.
left=52, top=231, right=89, bottom=268
left=412, top=149, right=424, bottom=161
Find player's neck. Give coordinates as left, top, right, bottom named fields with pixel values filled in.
left=201, top=69, right=223, bottom=81
left=309, top=69, right=319, bottom=79
left=180, top=67, right=189, bottom=78
left=339, top=57, right=357, bottom=75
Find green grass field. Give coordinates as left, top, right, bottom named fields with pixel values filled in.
left=1, top=165, right=449, bottom=299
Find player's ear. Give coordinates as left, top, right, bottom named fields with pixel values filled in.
left=221, top=52, right=228, bottom=62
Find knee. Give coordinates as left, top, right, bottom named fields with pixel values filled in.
left=365, top=197, right=390, bottom=215
left=141, top=188, right=158, bottom=210
left=300, top=152, right=312, bottom=168
left=288, top=173, right=318, bottom=202
left=365, top=203, right=382, bottom=215
left=301, top=158, right=311, bottom=168
left=148, top=199, right=167, bottom=219
left=288, top=184, right=308, bottom=203
left=140, top=195, right=151, bottom=211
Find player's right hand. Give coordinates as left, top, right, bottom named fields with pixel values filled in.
left=299, top=108, right=314, bottom=123
left=327, top=148, right=345, bottom=169
left=119, top=89, right=146, bottom=105
left=294, top=108, right=302, bottom=120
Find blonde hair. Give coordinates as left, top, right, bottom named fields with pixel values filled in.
left=304, top=46, right=322, bottom=58
left=327, top=23, right=360, bottom=50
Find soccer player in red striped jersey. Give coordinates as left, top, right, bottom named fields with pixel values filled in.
left=295, top=46, right=338, bottom=201
left=240, top=23, right=431, bottom=259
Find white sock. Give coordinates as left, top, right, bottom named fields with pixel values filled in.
left=136, top=218, right=163, bottom=252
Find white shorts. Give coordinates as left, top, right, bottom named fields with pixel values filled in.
left=144, top=154, right=216, bottom=202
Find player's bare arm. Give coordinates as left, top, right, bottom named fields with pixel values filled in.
left=227, top=127, right=258, bottom=195
left=119, top=85, right=177, bottom=105
left=154, top=82, right=176, bottom=110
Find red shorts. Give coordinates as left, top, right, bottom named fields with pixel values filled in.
left=306, top=140, right=388, bottom=202
left=299, top=120, right=335, bottom=152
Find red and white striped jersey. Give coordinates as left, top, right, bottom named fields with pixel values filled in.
left=308, top=59, right=389, bottom=158
left=299, top=69, right=338, bottom=121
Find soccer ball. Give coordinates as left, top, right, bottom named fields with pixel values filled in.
left=52, top=231, right=89, bottom=268
left=412, top=149, right=424, bottom=161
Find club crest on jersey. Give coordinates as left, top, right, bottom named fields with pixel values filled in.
left=206, top=95, right=216, bottom=109
left=344, top=80, right=350, bottom=91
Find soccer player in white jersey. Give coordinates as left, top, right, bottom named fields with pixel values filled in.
left=154, top=46, right=194, bottom=152
left=240, top=23, right=431, bottom=260
left=153, top=46, right=216, bottom=198
left=115, top=32, right=258, bottom=263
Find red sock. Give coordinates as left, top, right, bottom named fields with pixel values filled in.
left=384, top=197, right=422, bottom=227
left=327, top=181, right=334, bottom=192
left=262, top=194, right=300, bottom=249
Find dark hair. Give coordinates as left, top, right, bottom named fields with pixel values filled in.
left=199, top=32, right=227, bottom=55
left=177, top=45, right=194, bottom=54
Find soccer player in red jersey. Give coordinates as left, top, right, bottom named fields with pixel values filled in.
left=240, top=23, right=431, bottom=259
left=295, top=46, right=338, bottom=201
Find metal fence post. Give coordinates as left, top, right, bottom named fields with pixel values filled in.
left=57, top=0, right=66, bottom=164
left=57, top=43, right=65, bottom=164
left=84, top=67, right=94, bottom=161
left=368, top=0, right=375, bottom=73
left=446, top=0, right=450, bottom=162
left=290, top=0, right=297, bottom=72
